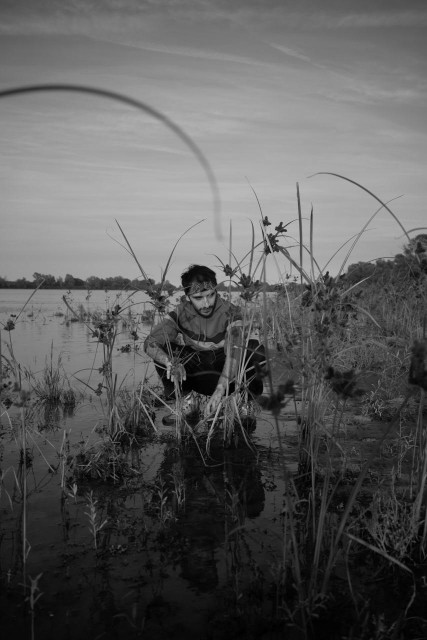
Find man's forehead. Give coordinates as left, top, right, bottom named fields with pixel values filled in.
left=190, top=287, right=216, bottom=298
left=187, top=280, right=217, bottom=296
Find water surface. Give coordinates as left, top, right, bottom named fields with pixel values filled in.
left=0, top=288, right=295, bottom=639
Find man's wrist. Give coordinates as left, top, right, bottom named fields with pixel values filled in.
left=153, top=349, right=170, bottom=368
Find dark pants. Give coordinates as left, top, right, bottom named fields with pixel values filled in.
left=155, top=340, right=265, bottom=401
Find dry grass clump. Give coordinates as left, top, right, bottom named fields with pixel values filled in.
left=115, top=384, right=157, bottom=438
left=17, top=351, right=79, bottom=431
left=68, top=438, right=141, bottom=484
left=28, top=354, right=75, bottom=406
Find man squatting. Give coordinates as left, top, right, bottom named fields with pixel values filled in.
left=144, top=265, right=264, bottom=425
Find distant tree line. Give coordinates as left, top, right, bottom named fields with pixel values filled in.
left=0, top=272, right=278, bottom=293
left=1, top=236, right=425, bottom=292
left=0, top=272, right=178, bottom=293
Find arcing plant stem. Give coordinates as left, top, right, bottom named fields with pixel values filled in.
left=0, top=84, right=222, bottom=238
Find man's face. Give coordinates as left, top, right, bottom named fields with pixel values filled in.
left=188, top=288, right=217, bottom=317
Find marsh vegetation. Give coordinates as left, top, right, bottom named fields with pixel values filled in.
left=1, top=206, right=427, bottom=640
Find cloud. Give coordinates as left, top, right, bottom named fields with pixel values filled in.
left=88, top=36, right=271, bottom=68
left=316, top=82, right=426, bottom=106
left=3, top=1, right=427, bottom=33
left=267, top=42, right=311, bottom=63
left=332, top=10, right=427, bottom=29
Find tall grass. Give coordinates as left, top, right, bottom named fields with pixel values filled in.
left=200, top=179, right=427, bottom=637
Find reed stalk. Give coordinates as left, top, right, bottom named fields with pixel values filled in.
left=21, top=408, right=29, bottom=593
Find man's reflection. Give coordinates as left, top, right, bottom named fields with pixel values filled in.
left=157, top=438, right=265, bottom=593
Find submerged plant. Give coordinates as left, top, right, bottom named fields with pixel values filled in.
left=169, top=461, right=186, bottom=511
left=25, top=573, right=43, bottom=640
left=84, top=490, right=108, bottom=550
left=153, top=477, right=175, bottom=526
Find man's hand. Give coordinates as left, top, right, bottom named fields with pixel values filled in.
left=204, top=385, right=224, bottom=417
left=166, top=361, right=186, bottom=384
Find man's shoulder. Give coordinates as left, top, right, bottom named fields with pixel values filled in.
left=169, top=299, right=196, bottom=322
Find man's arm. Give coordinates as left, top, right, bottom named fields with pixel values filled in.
left=144, top=337, right=170, bottom=367
left=144, top=318, right=186, bottom=383
left=143, top=311, right=178, bottom=363
left=145, top=338, right=187, bottom=384
left=204, top=323, right=243, bottom=416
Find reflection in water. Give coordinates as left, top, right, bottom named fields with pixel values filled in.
left=20, top=399, right=75, bottom=433
left=157, top=439, right=265, bottom=593
left=36, top=402, right=62, bottom=430
left=0, top=417, right=285, bottom=639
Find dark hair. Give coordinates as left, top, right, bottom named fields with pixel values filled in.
left=181, top=265, right=217, bottom=294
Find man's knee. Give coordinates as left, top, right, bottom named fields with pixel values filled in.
left=245, top=339, right=265, bottom=363
left=244, top=340, right=265, bottom=396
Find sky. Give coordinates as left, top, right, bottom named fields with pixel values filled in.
left=1, top=0, right=426, bottom=286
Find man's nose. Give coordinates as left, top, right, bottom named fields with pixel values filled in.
left=203, top=297, right=209, bottom=307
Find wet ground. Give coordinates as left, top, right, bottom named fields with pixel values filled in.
left=2, top=384, right=424, bottom=640
left=1, top=292, right=426, bottom=639
left=0, top=396, right=300, bottom=640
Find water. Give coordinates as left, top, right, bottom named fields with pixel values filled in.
left=0, top=288, right=296, bottom=639
left=0, top=288, right=179, bottom=379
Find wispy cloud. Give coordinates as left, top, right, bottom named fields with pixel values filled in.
left=316, top=82, right=426, bottom=106
left=267, top=42, right=311, bottom=63
left=88, top=36, right=271, bottom=67
left=332, top=10, right=427, bottom=29
left=2, top=1, right=427, bottom=32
